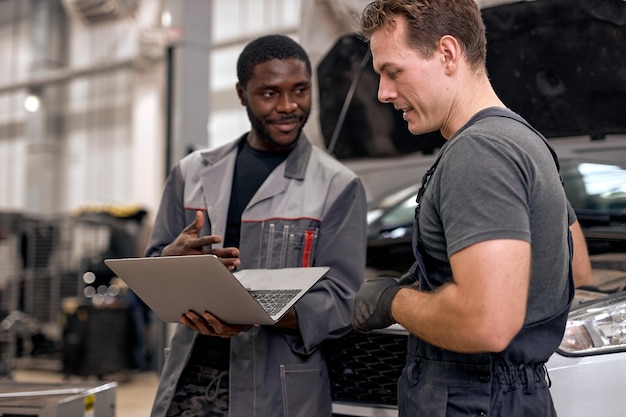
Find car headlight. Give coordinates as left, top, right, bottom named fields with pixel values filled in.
left=558, top=291, right=626, bottom=356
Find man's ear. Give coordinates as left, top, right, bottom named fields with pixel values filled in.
left=236, top=82, right=246, bottom=106
left=438, top=35, right=460, bottom=75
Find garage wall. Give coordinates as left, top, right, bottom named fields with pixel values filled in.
left=0, top=0, right=30, bottom=211
left=0, top=0, right=301, bottom=219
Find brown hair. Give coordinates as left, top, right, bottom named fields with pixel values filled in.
left=358, top=0, right=487, bottom=72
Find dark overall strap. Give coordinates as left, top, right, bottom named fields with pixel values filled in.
left=480, top=108, right=564, bottom=186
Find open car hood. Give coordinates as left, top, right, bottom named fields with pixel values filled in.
left=317, top=0, right=626, bottom=159
left=484, top=0, right=626, bottom=140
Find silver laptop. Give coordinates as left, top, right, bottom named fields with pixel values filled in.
left=104, top=255, right=329, bottom=325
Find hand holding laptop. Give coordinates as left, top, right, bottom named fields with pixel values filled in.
left=128, top=207, right=251, bottom=333
left=181, top=310, right=250, bottom=338
left=163, top=210, right=240, bottom=270
left=104, top=255, right=329, bottom=325
left=159, top=210, right=246, bottom=333
left=105, top=211, right=329, bottom=325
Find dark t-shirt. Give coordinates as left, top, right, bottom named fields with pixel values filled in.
left=418, top=110, right=572, bottom=324
left=190, top=138, right=291, bottom=370
left=224, top=140, right=292, bottom=247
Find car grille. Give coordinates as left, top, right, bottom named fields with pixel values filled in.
left=325, top=330, right=407, bottom=406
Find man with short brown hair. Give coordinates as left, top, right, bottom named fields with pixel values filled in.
left=352, top=1, right=591, bottom=416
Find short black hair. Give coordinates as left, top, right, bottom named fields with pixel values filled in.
left=236, top=34, right=311, bottom=88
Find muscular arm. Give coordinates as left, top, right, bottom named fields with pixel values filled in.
left=391, top=239, right=530, bottom=353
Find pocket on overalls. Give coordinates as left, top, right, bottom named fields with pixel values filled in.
left=260, top=221, right=320, bottom=268
left=398, top=359, right=447, bottom=417
left=279, top=362, right=331, bottom=417
left=399, top=356, right=492, bottom=417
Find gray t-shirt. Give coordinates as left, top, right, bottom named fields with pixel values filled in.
left=418, top=109, right=572, bottom=324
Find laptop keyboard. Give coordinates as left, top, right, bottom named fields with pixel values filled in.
left=249, top=289, right=301, bottom=315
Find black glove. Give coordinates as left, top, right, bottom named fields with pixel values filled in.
left=352, top=276, right=403, bottom=333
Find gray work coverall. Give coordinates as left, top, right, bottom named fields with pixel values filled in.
left=147, top=134, right=367, bottom=417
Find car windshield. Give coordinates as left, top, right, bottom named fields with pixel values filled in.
left=372, top=158, right=626, bottom=232
left=562, top=160, right=626, bottom=214
left=379, top=197, right=417, bottom=230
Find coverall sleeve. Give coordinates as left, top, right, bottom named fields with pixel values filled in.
left=292, top=177, right=368, bottom=354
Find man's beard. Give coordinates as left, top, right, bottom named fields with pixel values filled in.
left=247, top=106, right=310, bottom=150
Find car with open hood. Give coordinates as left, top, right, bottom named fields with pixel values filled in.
left=315, top=0, right=626, bottom=416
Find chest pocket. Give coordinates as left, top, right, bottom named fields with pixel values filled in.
left=253, top=219, right=320, bottom=269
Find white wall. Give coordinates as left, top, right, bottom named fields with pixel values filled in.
left=0, top=0, right=305, bottom=220
left=0, top=0, right=32, bottom=211
left=208, top=0, right=301, bottom=149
